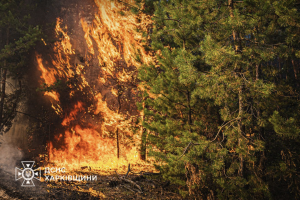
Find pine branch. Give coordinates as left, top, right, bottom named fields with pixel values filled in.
left=160, top=93, right=188, bottom=108
left=211, top=117, right=240, bottom=142
left=177, top=117, right=240, bottom=160
left=177, top=141, right=201, bottom=161
left=152, top=16, right=181, bottom=22
left=178, top=141, right=193, bottom=160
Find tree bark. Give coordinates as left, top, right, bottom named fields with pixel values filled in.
left=116, top=84, right=121, bottom=159
left=187, top=90, right=192, bottom=133
left=256, top=64, right=259, bottom=80
left=229, top=0, right=244, bottom=177
left=115, top=60, right=123, bottom=159
left=116, top=128, right=120, bottom=159
left=292, top=59, right=298, bottom=87
left=278, top=57, right=282, bottom=80
left=0, top=69, right=7, bottom=127
left=140, top=100, right=147, bottom=160
left=0, top=28, right=9, bottom=129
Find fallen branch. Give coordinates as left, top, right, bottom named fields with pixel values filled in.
left=130, top=171, right=160, bottom=176
left=142, top=172, right=161, bottom=176
left=120, top=184, right=143, bottom=194
left=115, top=170, right=143, bottom=193
left=120, top=184, right=136, bottom=193
left=121, top=177, right=143, bottom=193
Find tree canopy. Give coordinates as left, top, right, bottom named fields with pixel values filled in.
left=137, top=0, right=300, bottom=199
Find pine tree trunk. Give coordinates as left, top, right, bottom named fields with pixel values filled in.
left=140, top=100, right=147, bottom=160
left=278, top=58, right=282, bottom=80
left=229, top=0, right=244, bottom=177
left=116, top=60, right=122, bottom=159
left=238, top=85, right=244, bottom=177
left=187, top=91, right=192, bottom=133
left=0, top=68, right=7, bottom=126
left=116, top=82, right=122, bottom=159
left=0, top=28, right=9, bottom=129
left=116, top=128, right=120, bottom=158
left=256, top=64, right=259, bottom=80
left=255, top=64, right=266, bottom=171
left=292, top=59, right=298, bottom=87
left=140, top=128, right=147, bottom=160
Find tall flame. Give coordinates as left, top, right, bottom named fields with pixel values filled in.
left=36, top=0, right=154, bottom=173
left=36, top=53, right=60, bottom=102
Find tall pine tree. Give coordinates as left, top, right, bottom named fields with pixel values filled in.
left=138, top=0, right=300, bottom=199
left=0, top=0, right=41, bottom=135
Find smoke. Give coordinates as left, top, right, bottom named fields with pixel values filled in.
left=4, top=114, right=29, bottom=150
left=0, top=143, right=23, bottom=174
left=0, top=77, right=29, bottom=174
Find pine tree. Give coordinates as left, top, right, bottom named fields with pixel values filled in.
left=0, top=0, right=41, bottom=135
left=138, top=0, right=300, bottom=199
left=138, top=0, right=221, bottom=198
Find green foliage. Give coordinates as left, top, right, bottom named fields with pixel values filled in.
left=270, top=111, right=300, bottom=139
left=36, top=80, right=65, bottom=92
left=0, top=0, right=42, bottom=78
left=138, top=0, right=300, bottom=199
left=0, top=0, right=42, bottom=135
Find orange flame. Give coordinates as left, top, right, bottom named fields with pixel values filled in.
left=40, top=0, right=155, bottom=173
left=36, top=53, right=60, bottom=101
left=81, top=0, right=152, bottom=70
left=61, top=102, right=84, bottom=126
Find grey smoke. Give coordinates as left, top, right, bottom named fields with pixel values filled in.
left=0, top=77, right=28, bottom=174
left=0, top=143, right=23, bottom=174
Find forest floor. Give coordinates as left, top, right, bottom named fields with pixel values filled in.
left=0, top=167, right=184, bottom=200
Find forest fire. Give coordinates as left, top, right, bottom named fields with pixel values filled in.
left=36, top=0, right=153, bottom=173
left=1, top=0, right=300, bottom=199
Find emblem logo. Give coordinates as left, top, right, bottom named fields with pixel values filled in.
left=15, top=161, right=41, bottom=187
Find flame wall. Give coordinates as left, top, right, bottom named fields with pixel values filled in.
left=32, top=0, right=152, bottom=172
